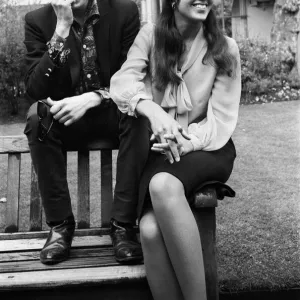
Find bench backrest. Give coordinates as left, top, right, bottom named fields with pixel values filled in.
left=0, top=135, right=118, bottom=233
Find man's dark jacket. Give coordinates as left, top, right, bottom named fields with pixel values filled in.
left=24, top=0, right=140, bottom=101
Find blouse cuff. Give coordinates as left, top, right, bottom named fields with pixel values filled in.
left=112, top=82, right=152, bottom=117
left=189, top=134, right=204, bottom=151
left=128, top=94, right=151, bottom=117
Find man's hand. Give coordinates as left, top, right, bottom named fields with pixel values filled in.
left=51, top=0, right=75, bottom=38
left=47, top=92, right=101, bottom=126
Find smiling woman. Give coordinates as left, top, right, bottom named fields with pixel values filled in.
left=110, top=0, right=241, bottom=299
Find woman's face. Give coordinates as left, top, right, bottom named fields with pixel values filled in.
left=175, top=0, right=213, bottom=23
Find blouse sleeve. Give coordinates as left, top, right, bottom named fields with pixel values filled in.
left=188, top=39, right=241, bottom=151
left=110, top=23, right=154, bottom=116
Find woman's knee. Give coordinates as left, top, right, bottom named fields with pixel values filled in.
left=149, top=172, right=185, bottom=203
left=140, top=211, right=162, bottom=247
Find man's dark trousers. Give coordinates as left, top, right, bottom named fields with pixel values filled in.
left=24, top=100, right=149, bottom=224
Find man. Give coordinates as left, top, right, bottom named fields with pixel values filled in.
left=23, top=0, right=149, bottom=265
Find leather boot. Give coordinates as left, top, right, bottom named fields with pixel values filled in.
left=40, top=217, right=75, bottom=265
left=110, top=219, right=143, bottom=264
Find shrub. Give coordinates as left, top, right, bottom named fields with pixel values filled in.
left=282, top=0, right=300, bottom=13
left=238, top=38, right=300, bottom=103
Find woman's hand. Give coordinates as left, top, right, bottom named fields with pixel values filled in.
left=136, top=100, right=190, bottom=163
left=151, top=134, right=194, bottom=157
left=149, top=109, right=190, bottom=163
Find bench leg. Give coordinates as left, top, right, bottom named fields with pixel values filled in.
left=193, top=207, right=218, bottom=300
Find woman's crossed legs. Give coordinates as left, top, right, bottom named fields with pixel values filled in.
left=140, top=172, right=207, bottom=300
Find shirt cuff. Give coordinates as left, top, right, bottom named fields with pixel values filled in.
left=93, top=87, right=111, bottom=106
left=47, top=32, right=70, bottom=67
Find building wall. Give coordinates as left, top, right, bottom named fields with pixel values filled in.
left=231, top=0, right=248, bottom=40
left=231, top=0, right=274, bottom=42
left=247, top=2, right=274, bottom=42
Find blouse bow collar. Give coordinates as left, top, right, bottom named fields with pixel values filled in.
left=160, top=26, right=207, bottom=130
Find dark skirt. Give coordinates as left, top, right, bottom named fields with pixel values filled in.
left=137, top=138, right=237, bottom=219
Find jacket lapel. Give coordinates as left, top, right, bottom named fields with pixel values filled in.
left=94, top=0, right=110, bottom=86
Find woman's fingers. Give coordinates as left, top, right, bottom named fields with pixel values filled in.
left=151, top=147, right=165, bottom=153
left=150, top=134, right=156, bottom=142
left=177, top=125, right=191, bottom=140
left=168, top=139, right=180, bottom=162
left=152, top=142, right=169, bottom=149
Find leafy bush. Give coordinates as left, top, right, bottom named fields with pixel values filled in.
left=0, top=3, right=28, bottom=116
left=282, top=0, right=300, bottom=13
left=238, top=38, right=300, bottom=103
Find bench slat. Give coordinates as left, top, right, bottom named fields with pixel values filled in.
left=77, top=150, right=90, bottom=229
left=0, top=135, right=29, bottom=154
left=5, top=153, right=21, bottom=233
left=0, top=235, right=112, bottom=252
left=0, top=255, right=122, bottom=274
left=0, top=228, right=111, bottom=240
left=0, top=265, right=146, bottom=290
left=29, top=164, right=42, bottom=231
left=0, top=135, right=119, bottom=154
left=101, top=150, right=113, bottom=227
left=0, top=247, right=114, bottom=263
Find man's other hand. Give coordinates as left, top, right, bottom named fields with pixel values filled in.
left=47, top=94, right=92, bottom=126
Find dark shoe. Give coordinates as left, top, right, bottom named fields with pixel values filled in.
left=110, top=219, right=143, bottom=264
left=40, top=218, right=75, bottom=265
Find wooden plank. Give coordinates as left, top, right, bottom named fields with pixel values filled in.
left=0, top=228, right=112, bottom=240
left=0, top=135, right=29, bottom=154
left=29, top=163, right=42, bottom=231
left=0, top=247, right=114, bottom=263
left=77, top=150, right=90, bottom=229
left=0, top=135, right=118, bottom=154
left=5, top=153, right=21, bottom=233
left=0, top=265, right=146, bottom=290
left=0, top=282, right=152, bottom=300
left=0, top=235, right=112, bottom=252
left=193, top=208, right=218, bottom=300
left=0, top=255, right=123, bottom=274
left=101, top=150, right=113, bottom=227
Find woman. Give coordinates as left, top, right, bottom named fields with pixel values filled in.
left=110, top=0, right=241, bottom=299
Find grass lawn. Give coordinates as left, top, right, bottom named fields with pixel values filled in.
left=218, top=100, right=300, bottom=292
left=0, top=100, right=299, bottom=292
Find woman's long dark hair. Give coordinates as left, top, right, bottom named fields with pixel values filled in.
left=153, top=0, right=237, bottom=91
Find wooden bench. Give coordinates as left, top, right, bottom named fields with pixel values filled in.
left=0, top=135, right=222, bottom=300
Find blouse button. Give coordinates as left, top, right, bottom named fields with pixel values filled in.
left=87, top=74, right=91, bottom=79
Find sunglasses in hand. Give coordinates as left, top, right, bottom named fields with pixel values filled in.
left=37, top=100, right=54, bottom=142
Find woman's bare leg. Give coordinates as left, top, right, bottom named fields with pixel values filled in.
left=149, top=172, right=207, bottom=300
left=140, top=210, right=184, bottom=300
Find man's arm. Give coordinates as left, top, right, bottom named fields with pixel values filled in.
left=91, top=1, right=140, bottom=112
left=119, top=1, right=140, bottom=67
left=24, top=1, right=74, bottom=101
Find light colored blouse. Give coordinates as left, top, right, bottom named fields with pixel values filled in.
left=110, top=23, right=241, bottom=151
